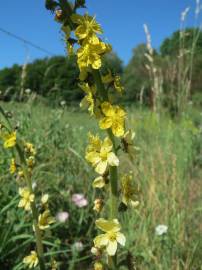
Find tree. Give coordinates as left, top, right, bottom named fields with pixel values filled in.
left=123, top=44, right=151, bottom=104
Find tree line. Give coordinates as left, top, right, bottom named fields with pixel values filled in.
left=0, top=28, right=202, bottom=110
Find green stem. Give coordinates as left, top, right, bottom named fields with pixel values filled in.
left=16, top=145, right=46, bottom=270
left=92, top=69, right=118, bottom=270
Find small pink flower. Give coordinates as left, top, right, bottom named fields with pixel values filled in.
left=72, top=193, right=88, bottom=208
left=56, top=211, right=69, bottom=222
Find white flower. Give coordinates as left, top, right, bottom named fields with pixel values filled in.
left=155, top=224, right=168, bottom=236
left=56, top=211, right=69, bottom=223
left=73, top=241, right=84, bottom=251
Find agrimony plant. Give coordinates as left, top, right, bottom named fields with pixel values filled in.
left=46, top=1, right=139, bottom=269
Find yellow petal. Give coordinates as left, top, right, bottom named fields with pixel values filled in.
left=93, top=176, right=105, bottom=188
left=112, top=122, right=125, bottom=137
left=95, top=160, right=108, bottom=174
left=3, top=132, right=16, bottom=148
left=99, top=117, right=112, bottom=130
left=75, top=25, right=87, bottom=39
left=107, top=152, right=119, bottom=167
left=116, top=232, right=126, bottom=246
left=94, top=234, right=109, bottom=248
left=106, top=240, right=117, bottom=256
left=92, top=57, right=102, bottom=69
left=102, top=137, right=113, bottom=151
left=95, top=218, right=121, bottom=233
left=85, top=151, right=100, bottom=164
left=101, top=102, right=114, bottom=117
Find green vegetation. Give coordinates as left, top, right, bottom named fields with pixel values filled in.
left=0, top=101, right=201, bottom=269
left=0, top=28, right=202, bottom=110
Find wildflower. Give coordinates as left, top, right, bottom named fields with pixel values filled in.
left=26, top=156, right=35, bottom=168
left=79, top=83, right=96, bottom=115
left=24, top=142, right=36, bottom=156
left=155, top=225, right=168, bottom=236
left=77, top=40, right=110, bottom=71
left=73, top=241, right=84, bottom=251
left=114, top=75, right=124, bottom=93
left=91, top=246, right=101, bottom=256
left=93, top=176, right=106, bottom=188
left=121, top=174, right=139, bottom=207
left=23, top=250, right=38, bottom=268
left=41, top=194, right=49, bottom=205
left=32, top=182, right=37, bottom=190
left=85, top=136, right=119, bottom=175
left=56, top=211, right=69, bottom=223
left=3, top=131, right=16, bottom=148
left=18, top=187, right=34, bottom=211
left=71, top=14, right=102, bottom=42
left=38, top=210, right=55, bottom=230
left=94, top=218, right=126, bottom=256
left=94, top=262, right=104, bottom=270
left=87, top=133, right=102, bottom=152
left=72, top=193, right=88, bottom=208
left=99, top=102, right=126, bottom=137
left=10, top=158, right=16, bottom=174
left=93, top=198, right=103, bottom=213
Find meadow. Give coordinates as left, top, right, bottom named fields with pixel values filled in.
left=0, top=100, right=201, bottom=269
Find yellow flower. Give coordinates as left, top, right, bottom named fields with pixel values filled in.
left=99, top=102, right=126, bottom=137
left=93, top=176, right=106, bottom=188
left=85, top=136, right=119, bottom=175
left=79, top=83, right=96, bottom=115
left=94, top=262, right=104, bottom=270
left=87, top=133, right=102, bottom=152
left=77, top=41, right=109, bottom=70
left=38, top=210, right=55, bottom=230
left=24, top=142, right=36, bottom=156
left=3, top=131, right=16, bottom=148
left=114, top=75, right=124, bottom=93
left=10, top=158, right=16, bottom=174
left=93, top=198, right=103, bottom=213
left=94, top=218, right=126, bottom=256
left=23, top=250, right=38, bottom=268
left=121, top=174, right=139, bottom=207
left=71, top=14, right=102, bottom=41
left=26, top=156, right=35, bottom=168
left=41, top=194, right=49, bottom=205
left=18, top=170, right=24, bottom=179
left=18, top=187, right=34, bottom=211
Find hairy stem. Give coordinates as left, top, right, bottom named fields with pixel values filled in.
left=92, top=69, right=119, bottom=270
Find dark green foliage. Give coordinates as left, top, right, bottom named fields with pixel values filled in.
left=0, top=53, right=123, bottom=105
left=160, top=28, right=202, bottom=56
left=1, top=27, right=202, bottom=108
left=123, top=44, right=151, bottom=104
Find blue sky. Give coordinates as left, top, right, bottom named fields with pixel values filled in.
left=0, top=0, right=201, bottom=69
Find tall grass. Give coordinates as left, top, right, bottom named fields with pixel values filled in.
left=0, top=101, right=201, bottom=269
